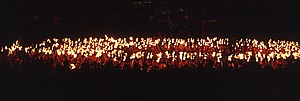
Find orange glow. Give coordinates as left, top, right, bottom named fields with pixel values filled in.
left=1, top=35, right=300, bottom=70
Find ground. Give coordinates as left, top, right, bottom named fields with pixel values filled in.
left=1, top=66, right=300, bottom=101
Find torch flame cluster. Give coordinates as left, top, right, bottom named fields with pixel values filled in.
left=1, top=35, right=300, bottom=71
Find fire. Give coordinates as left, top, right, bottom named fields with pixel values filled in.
left=1, top=35, right=300, bottom=71
left=70, top=64, right=76, bottom=70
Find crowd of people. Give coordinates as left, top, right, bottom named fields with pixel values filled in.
left=1, top=35, right=300, bottom=72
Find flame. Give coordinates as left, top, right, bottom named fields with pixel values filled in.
left=1, top=35, right=300, bottom=70
left=70, top=64, right=76, bottom=70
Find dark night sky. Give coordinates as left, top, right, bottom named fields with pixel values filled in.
left=1, top=0, right=300, bottom=39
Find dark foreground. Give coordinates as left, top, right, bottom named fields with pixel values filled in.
left=1, top=66, right=300, bottom=101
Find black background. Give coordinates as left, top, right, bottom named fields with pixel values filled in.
left=1, top=0, right=300, bottom=38
left=1, top=0, right=300, bottom=100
